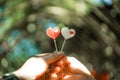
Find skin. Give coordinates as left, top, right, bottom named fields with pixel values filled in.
left=12, top=53, right=95, bottom=80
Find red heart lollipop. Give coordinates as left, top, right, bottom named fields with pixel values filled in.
left=46, top=27, right=60, bottom=39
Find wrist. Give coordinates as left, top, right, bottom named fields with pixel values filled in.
left=13, top=71, right=21, bottom=79
left=13, top=70, right=25, bottom=80
left=13, top=70, right=35, bottom=80
left=2, top=72, right=19, bottom=80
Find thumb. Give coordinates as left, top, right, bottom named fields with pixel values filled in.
left=66, top=57, right=95, bottom=79
left=66, top=57, right=91, bottom=75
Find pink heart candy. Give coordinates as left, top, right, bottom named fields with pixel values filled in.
left=46, top=27, right=60, bottom=39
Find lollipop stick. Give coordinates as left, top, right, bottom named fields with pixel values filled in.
left=60, top=39, right=66, bottom=51
left=54, top=39, right=58, bottom=52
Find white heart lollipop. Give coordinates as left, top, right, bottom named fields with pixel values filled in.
left=61, top=27, right=75, bottom=51
left=61, top=27, right=75, bottom=39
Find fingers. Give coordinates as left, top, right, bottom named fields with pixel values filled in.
left=63, top=74, right=83, bottom=80
left=55, top=56, right=91, bottom=75
left=33, top=52, right=65, bottom=64
left=50, top=73, right=58, bottom=80
left=56, top=60, right=64, bottom=69
left=55, top=56, right=95, bottom=80
left=65, top=57, right=95, bottom=80
left=66, top=57, right=91, bottom=75
left=49, top=66, right=61, bottom=80
left=33, top=53, right=90, bottom=75
left=53, top=66, right=61, bottom=73
left=34, top=53, right=95, bottom=80
left=41, top=55, right=95, bottom=80
left=63, top=74, right=95, bottom=80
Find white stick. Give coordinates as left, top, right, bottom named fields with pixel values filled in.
left=54, top=39, right=58, bottom=52
left=60, top=39, right=66, bottom=51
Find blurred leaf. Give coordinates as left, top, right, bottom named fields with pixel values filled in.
left=57, top=23, right=66, bottom=29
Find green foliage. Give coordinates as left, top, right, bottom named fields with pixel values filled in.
left=57, top=23, right=66, bottom=29
left=0, top=0, right=120, bottom=79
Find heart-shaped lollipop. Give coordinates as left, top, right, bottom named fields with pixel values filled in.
left=61, top=27, right=75, bottom=51
left=46, top=27, right=60, bottom=39
left=46, top=27, right=60, bottom=52
left=61, top=27, right=75, bottom=39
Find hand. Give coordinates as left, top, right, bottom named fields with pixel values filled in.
left=47, top=56, right=95, bottom=80
left=13, top=52, right=64, bottom=80
left=13, top=53, right=95, bottom=80
left=13, top=55, right=48, bottom=80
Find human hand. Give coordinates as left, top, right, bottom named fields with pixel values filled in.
left=13, top=52, right=64, bottom=80
left=53, top=56, right=95, bottom=80
left=13, top=52, right=95, bottom=80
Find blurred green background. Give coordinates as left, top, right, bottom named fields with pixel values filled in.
left=0, top=0, right=120, bottom=80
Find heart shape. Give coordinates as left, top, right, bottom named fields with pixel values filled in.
left=61, top=27, right=75, bottom=39
left=46, top=27, right=60, bottom=39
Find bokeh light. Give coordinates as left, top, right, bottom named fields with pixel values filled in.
left=0, top=0, right=120, bottom=80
